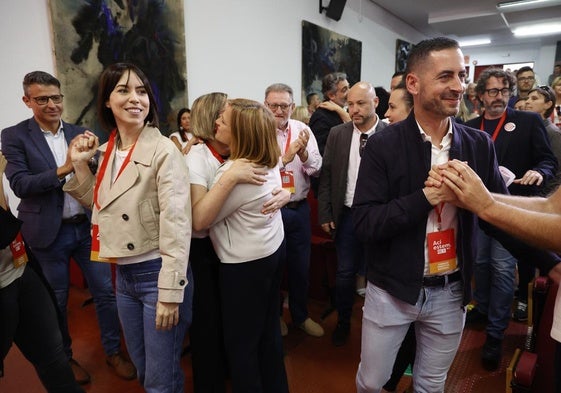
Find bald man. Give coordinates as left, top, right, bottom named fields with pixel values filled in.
left=318, top=82, right=387, bottom=346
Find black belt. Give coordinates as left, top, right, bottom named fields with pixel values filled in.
left=61, top=214, right=88, bottom=225
left=422, top=270, right=461, bottom=287
left=284, top=199, right=306, bottom=210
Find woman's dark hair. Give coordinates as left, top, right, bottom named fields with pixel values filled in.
left=176, top=107, right=191, bottom=142
left=97, top=63, right=159, bottom=131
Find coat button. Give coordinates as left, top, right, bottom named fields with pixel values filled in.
left=127, top=243, right=134, bottom=250
left=122, top=214, right=129, bottom=221
left=179, top=279, right=186, bottom=286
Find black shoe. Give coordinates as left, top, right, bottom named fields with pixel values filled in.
left=331, top=322, right=350, bottom=347
left=465, top=307, right=487, bottom=325
left=481, top=335, right=502, bottom=371
left=512, top=301, right=528, bottom=322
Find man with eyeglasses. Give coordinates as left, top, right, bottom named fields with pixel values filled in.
left=508, top=66, right=536, bottom=108
left=1, top=71, right=135, bottom=384
left=464, top=67, right=557, bottom=371
left=317, top=81, right=386, bottom=347
left=264, top=83, right=324, bottom=338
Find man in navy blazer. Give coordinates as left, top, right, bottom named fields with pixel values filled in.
left=464, top=67, right=557, bottom=370
left=318, top=81, right=387, bottom=346
left=1, top=71, right=134, bottom=383
left=352, top=37, right=561, bottom=392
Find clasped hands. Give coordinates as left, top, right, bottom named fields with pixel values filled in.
left=284, top=129, right=310, bottom=165
left=424, top=159, right=495, bottom=215
left=69, top=130, right=99, bottom=164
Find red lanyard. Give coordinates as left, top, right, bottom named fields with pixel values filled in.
left=205, top=141, right=226, bottom=164
left=93, top=130, right=136, bottom=210
left=434, top=202, right=445, bottom=231
left=283, top=126, right=292, bottom=154
left=480, top=111, right=507, bottom=142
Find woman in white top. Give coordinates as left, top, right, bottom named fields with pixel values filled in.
left=169, top=108, right=198, bottom=155
left=210, top=99, right=288, bottom=393
left=185, top=93, right=288, bottom=393
left=0, top=154, right=83, bottom=392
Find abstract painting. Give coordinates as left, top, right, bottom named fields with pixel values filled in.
left=301, top=20, right=361, bottom=104
left=48, top=0, right=188, bottom=136
left=395, top=39, right=413, bottom=73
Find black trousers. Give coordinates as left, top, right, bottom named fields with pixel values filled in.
left=0, top=264, right=83, bottom=393
left=220, top=242, right=288, bottom=393
left=189, top=237, right=228, bottom=393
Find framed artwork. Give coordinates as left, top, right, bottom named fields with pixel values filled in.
left=301, top=20, right=361, bottom=104
left=395, top=39, right=413, bottom=73
left=48, top=0, right=188, bottom=136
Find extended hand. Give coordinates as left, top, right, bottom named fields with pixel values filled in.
left=439, top=159, right=495, bottom=214
left=228, top=158, right=267, bottom=185
left=262, top=187, right=290, bottom=216
left=513, top=169, right=543, bottom=186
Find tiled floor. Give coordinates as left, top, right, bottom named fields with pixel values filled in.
left=1, top=285, right=526, bottom=393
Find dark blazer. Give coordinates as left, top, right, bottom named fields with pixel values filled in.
left=352, top=112, right=560, bottom=306
left=318, top=119, right=388, bottom=230
left=465, top=107, right=557, bottom=196
left=1, top=117, right=86, bottom=248
left=309, top=107, right=344, bottom=156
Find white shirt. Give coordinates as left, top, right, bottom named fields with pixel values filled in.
left=551, top=284, right=561, bottom=342
left=209, top=160, right=284, bottom=263
left=345, top=119, right=378, bottom=207
left=41, top=123, right=84, bottom=219
left=276, top=119, right=322, bottom=201
left=185, top=143, right=224, bottom=239
left=418, top=119, right=459, bottom=276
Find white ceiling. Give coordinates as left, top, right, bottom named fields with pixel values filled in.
left=368, top=0, right=561, bottom=47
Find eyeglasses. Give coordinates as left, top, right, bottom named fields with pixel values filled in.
left=484, top=88, right=510, bottom=97
left=517, top=77, right=535, bottom=82
left=30, top=95, right=64, bottom=105
left=266, top=102, right=292, bottom=112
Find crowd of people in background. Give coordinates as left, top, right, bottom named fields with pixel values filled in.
left=2, top=37, right=561, bottom=393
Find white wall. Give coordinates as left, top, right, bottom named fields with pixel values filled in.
left=465, top=42, right=558, bottom=85
left=0, top=0, right=557, bottom=132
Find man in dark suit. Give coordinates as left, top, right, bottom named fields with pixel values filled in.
left=1, top=71, right=135, bottom=384
left=352, top=37, right=560, bottom=392
left=464, top=67, right=557, bottom=370
left=318, top=81, right=387, bottom=346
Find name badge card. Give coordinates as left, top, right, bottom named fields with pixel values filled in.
left=427, top=228, right=457, bottom=274
left=91, top=224, right=117, bottom=263
left=280, top=169, right=295, bottom=194
left=10, top=232, right=28, bottom=268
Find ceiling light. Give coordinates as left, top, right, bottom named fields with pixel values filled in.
left=496, top=0, right=554, bottom=10
left=513, top=22, right=561, bottom=36
left=459, top=38, right=492, bottom=47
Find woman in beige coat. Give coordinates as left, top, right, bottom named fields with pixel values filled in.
left=65, top=63, right=192, bottom=393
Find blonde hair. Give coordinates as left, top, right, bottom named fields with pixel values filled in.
left=190, top=92, right=228, bottom=141
left=291, top=106, right=310, bottom=124
left=228, top=99, right=280, bottom=168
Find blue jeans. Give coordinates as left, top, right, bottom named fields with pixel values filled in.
left=474, top=228, right=517, bottom=339
left=30, top=220, right=121, bottom=357
left=356, top=281, right=465, bottom=393
left=334, top=207, right=365, bottom=324
left=116, top=258, right=193, bottom=393
left=280, top=201, right=311, bottom=325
